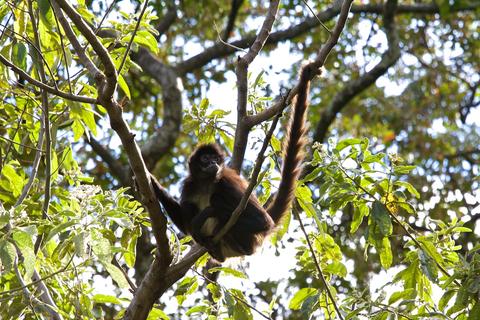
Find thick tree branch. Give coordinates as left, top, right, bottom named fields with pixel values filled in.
left=52, top=0, right=171, bottom=265
left=87, top=138, right=130, bottom=186
left=175, top=2, right=479, bottom=75
left=223, top=0, right=244, bottom=41
left=51, top=0, right=101, bottom=78
left=313, top=0, right=401, bottom=142
left=156, top=0, right=177, bottom=37
left=54, top=0, right=117, bottom=97
left=132, top=48, right=183, bottom=168
left=231, top=0, right=280, bottom=171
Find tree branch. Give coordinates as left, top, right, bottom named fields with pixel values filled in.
left=313, top=0, right=401, bottom=142
left=231, top=0, right=280, bottom=171
left=87, top=137, right=130, bottom=186
left=222, top=0, right=244, bottom=41
left=0, top=53, right=97, bottom=104
left=175, top=2, right=479, bottom=75
left=54, top=0, right=117, bottom=97
left=155, top=0, right=177, bottom=37
left=52, top=0, right=171, bottom=265
left=132, top=48, right=183, bottom=168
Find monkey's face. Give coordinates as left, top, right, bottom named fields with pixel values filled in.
left=197, top=153, right=222, bottom=177
left=189, top=145, right=225, bottom=180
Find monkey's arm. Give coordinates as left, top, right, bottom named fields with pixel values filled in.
left=150, top=175, right=195, bottom=234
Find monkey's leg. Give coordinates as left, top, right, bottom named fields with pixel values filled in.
left=191, top=207, right=226, bottom=262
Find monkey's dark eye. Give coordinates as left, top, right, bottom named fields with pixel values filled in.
left=200, top=154, right=210, bottom=163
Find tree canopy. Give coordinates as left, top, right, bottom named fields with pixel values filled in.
left=0, top=0, right=479, bottom=319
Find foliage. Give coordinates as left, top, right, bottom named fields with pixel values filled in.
left=0, top=0, right=478, bottom=319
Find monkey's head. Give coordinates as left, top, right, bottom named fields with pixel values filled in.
left=188, top=144, right=225, bottom=180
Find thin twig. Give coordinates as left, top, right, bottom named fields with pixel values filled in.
left=27, top=0, right=52, bottom=255
left=54, top=0, right=117, bottom=97
left=51, top=0, right=73, bottom=94
left=0, top=53, right=97, bottom=104
left=118, top=0, right=149, bottom=75
left=292, top=207, right=344, bottom=319
left=112, top=255, right=137, bottom=292
left=192, top=269, right=272, bottom=320
left=302, top=0, right=331, bottom=33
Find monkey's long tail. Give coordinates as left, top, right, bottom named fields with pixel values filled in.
left=266, top=65, right=314, bottom=224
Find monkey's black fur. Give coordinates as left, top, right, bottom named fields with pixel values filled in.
left=151, top=66, right=314, bottom=262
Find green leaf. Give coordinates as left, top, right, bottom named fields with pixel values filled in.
left=324, top=261, right=347, bottom=278
left=133, top=30, right=159, bottom=54
left=452, top=227, right=472, bottom=233
left=124, top=232, right=138, bottom=268
left=1, top=163, right=24, bottom=197
left=468, top=302, right=480, bottom=320
left=13, top=230, right=36, bottom=278
left=419, top=249, right=438, bottom=282
left=185, top=305, right=209, bottom=316
left=38, top=0, right=54, bottom=27
left=335, top=138, right=362, bottom=151
left=208, top=266, right=247, bottom=279
left=351, top=202, right=369, bottom=233
left=72, top=118, right=85, bottom=142
left=289, top=288, right=318, bottom=310
left=439, top=290, right=455, bottom=310
left=118, top=75, right=131, bottom=99
left=394, top=181, right=420, bottom=198
left=233, top=300, right=253, bottom=320
left=12, top=43, right=27, bottom=70
left=80, top=106, right=97, bottom=137
left=0, top=240, right=16, bottom=272
left=147, top=308, right=170, bottom=320
left=103, top=262, right=130, bottom=289
left=419, top=239, right=444, bottom=265
left=46, top=220, right=78, bottom=242
left=363, top=152, right=385, bottom=164
left=388, top=288, right=416, bottom=304
left=92, top=232, right=112, bottom=263
left=372, top=201, right=392, bottom=237
left=393, top=165, right=416, bottom=175
left=175, top=276, right=198, bottom=305
left=378, top=237, right=393, bottom=269
left=93, top=294, right=121, bottom=304
left=219, top=131, right=234, bottom=152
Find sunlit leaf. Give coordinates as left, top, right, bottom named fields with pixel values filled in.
left=289, top=288, right=318, bottom=310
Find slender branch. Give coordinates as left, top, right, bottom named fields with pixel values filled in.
left=118, top=0, right=149, bottom=75
left=87, top=138, right=130, bottom=186
left=231, top=0, right=280, bottom=171
left=50, top=0, right=101, bottom=78
left=13, top=259, right=62, bottom=319
left=52, top=1, right=171, bottom=266
left=0, top=53, right=97, bottom=104
left=112, top=256, right=137, bottom=292
left=292, top=207, right=344, bottom=319
left=13, top=126, right=44, bottom=206
left=27, top=0, right=52, bottom=255
left=313, top=0, right=400, bottom=142
left=51, top=0, right=72, bottom=93
left=54, top=0, right=117, bottom=97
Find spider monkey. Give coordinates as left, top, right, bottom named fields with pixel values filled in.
left=150, top=65, right=316, bottom=262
